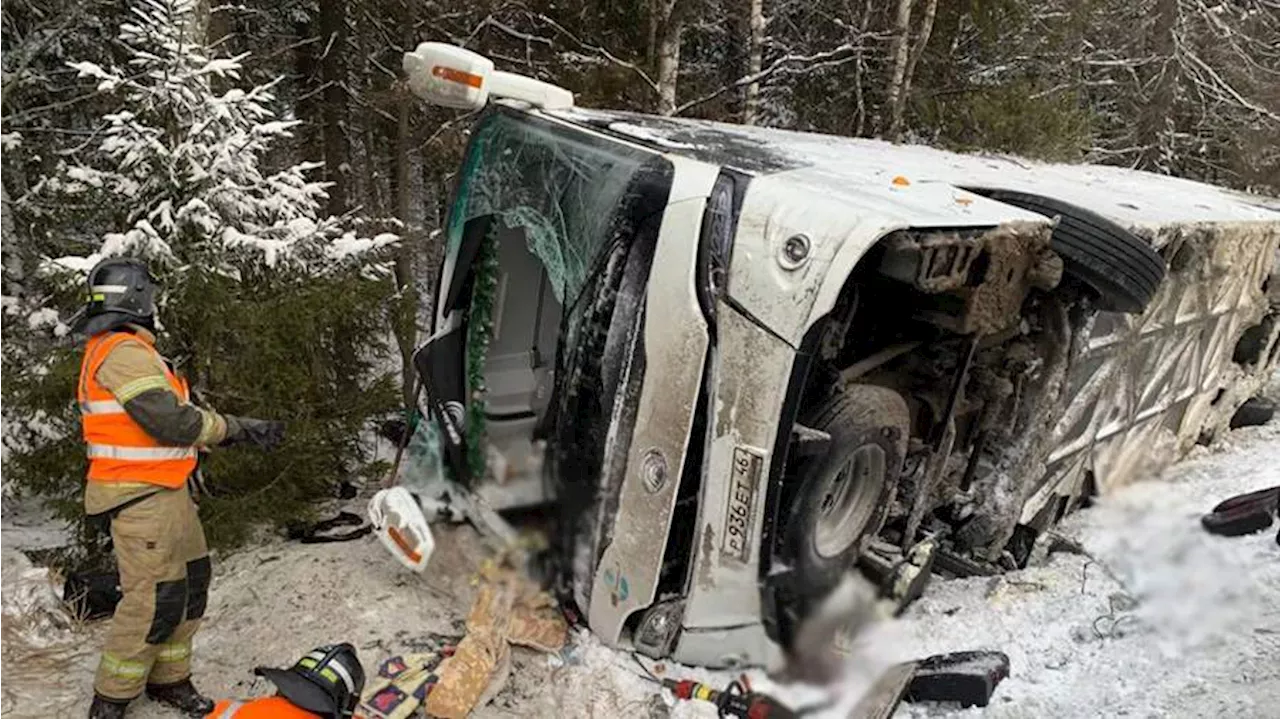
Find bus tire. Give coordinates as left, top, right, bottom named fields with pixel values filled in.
left=969, top=188, right=1166, bottom=314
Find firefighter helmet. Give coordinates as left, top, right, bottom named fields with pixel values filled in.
left=71, top=257, right=158, bottom=336
left=254, top=643, right=365, bottom=718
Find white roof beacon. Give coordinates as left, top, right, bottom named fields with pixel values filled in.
left=402, top=42, right=574, bottom=111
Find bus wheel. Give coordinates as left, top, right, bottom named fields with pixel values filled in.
left=783, top=384, right=910, bottom=601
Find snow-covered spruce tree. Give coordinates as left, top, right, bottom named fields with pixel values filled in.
left=2, top=0, right=400, bottom=553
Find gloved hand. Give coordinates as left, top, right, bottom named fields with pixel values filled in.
left=223, top=416, right=286, bottom=450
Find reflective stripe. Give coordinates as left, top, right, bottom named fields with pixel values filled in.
left=91, top=284, right=129, bottom=293
left=221, top=700, right=246, bottom=718
left=116, top=375, right=173, bottom=403
left=80, top=399, right=126, bottom=414
left=87, top=444, right=196, bottom=460
left=195, top=409, right=221, bottom=446
left=157, top=641, right=191, bottom=663
left=299, top=651, right=356, bottom=693
left=100, top=653, right=147, bottom=680
left=326, top=656, right=357, bottom=694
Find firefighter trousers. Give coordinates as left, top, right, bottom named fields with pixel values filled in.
left=93, top=486, right=211, bottom=700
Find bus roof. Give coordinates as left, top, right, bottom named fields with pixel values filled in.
left=545, top=106, right=1280, bottom=231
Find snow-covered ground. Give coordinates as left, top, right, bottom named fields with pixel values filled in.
left=889, top=421, right=1280, bottom=718
left=3, top=422, right=1277, bottom=718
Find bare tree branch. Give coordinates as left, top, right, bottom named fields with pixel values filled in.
left=674, top=42, right=865, bottom=116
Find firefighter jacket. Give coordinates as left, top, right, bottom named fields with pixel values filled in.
left=206, top=696, right=323, bottom=718
left=78, top=326, right=230, bottom=513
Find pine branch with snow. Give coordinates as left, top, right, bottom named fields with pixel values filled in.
left=34, top=0, right=397, bottom=280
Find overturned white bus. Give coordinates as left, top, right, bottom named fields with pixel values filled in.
left=402, top=44, right=1280, bottom=672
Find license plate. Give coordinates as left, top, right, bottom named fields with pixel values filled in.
left=721, top=446, right=764, bottom=563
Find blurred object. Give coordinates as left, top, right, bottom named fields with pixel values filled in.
left=486, top=445, right=511, bottom=484
left=420, top=493, right=467, bottom=524
left=904, top=650, right=1010, bottom=708
left=782, top=571, right=884, bottom=685
left=368, top=487, right=435, bottom=572
left=425, top=557, right=568, bottom=718
left=377, top=417, right=410, bottom=446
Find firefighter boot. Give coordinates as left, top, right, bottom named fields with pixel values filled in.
left=145, top=679, right=215, bottom=716
left=88, top=695, right=129, bottom=719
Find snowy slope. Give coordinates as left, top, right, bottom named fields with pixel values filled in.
left=888, top=420, right=1280, bottom=718
left=3, top=419, right=1277, bottom=718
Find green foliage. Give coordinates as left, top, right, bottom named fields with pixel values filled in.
left=166, top=265, right=398, bottom=548
left=1, top=262, right=398, bottom=554
left=917, top=81, right=1095, bottom=162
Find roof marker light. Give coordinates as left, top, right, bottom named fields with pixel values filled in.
left=403, top=43, right=574, bottom=111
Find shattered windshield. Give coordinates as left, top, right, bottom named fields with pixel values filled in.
left=446, top=108, right=661, bottom=306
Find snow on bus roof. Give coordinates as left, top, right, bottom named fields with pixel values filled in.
left=547, top=107, right=1280, bottom=229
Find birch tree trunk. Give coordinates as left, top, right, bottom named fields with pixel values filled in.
left=655, top=0, right=686, bottom=115
left=882, top=0, right=913, bottom=138
left=891, top=0, right=936, bottom=140
left=743, top=0, right=765, bottom=125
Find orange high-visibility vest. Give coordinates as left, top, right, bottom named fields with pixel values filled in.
left=78, top=331, right=197, bottom=488
left=206, top=696, right=322, bottom=718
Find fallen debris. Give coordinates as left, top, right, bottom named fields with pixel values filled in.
left=847, top=658, right=917, bottom=719
left=1229, top=396, right=1276, bottom=430
left=358, top=650, right=453, bottom=719
left=424, top=556, right=568, bottom=718
left=904, top=650, right=1011, bottom=708
left=62, top=569, right=122, bottom=621
left=1200, top=485, right=1279, bottom=537
left=844, top=649, right=1011, bottom=718
left=369, top=487, right=436, bottom=573
left=1, top=548, right=74, bottom=643
left=285, top=511, right=372, bottom=544
left=858, top=539, right=938, bottom=615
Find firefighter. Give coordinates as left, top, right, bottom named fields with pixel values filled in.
left=205, top=644, right=366, bottom=718
left=75, top=257, right=286, bottom=719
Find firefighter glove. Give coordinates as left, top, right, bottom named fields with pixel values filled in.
left=224, top=417, right=286, bottom=450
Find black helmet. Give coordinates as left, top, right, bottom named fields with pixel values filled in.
left=254, top=643, right=365, bottom=718
left=70, top=257, right=158, bottom=336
